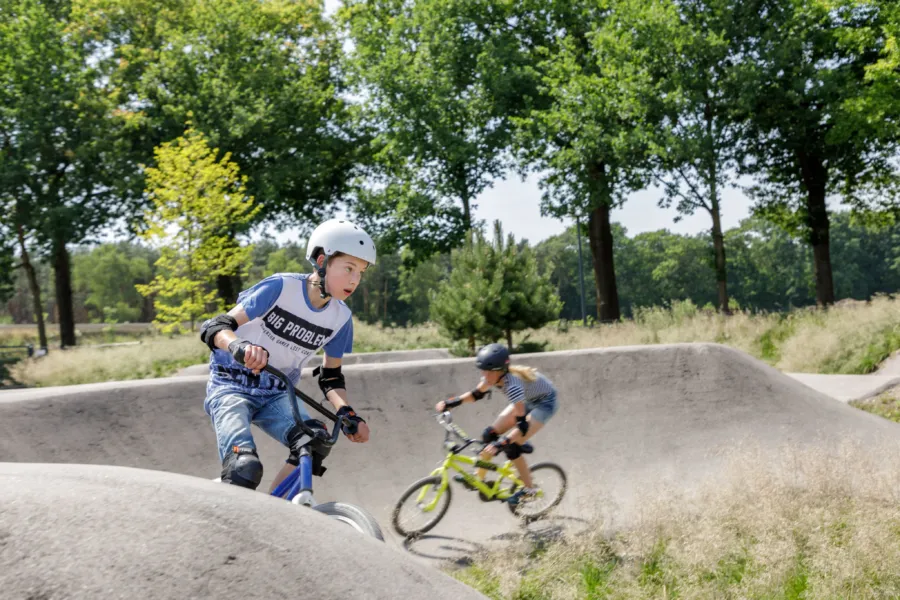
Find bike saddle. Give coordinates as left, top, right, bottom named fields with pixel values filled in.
left=520, top=442, right=534, bottom=454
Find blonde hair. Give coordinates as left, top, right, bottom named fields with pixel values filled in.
left=508, top=364, right=538, bottom=382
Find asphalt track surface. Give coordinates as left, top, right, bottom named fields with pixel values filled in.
left=2, top=343, right=899, bottom=597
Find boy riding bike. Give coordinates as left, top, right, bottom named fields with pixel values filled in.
left=436, top=343, right=559, bottom=505
left=200, top=219, right=375, bottom=491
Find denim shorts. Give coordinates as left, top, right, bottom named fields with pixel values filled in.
left=523, top=392, right=558, bottom=424
left=204, top=388, right=311, bottom=461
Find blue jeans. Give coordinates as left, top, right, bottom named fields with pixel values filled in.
left=204, top=389, right=311, bottom=461
left=524, top=392, right=558, bottom=424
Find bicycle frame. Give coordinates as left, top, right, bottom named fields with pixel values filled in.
left=414, top=412, right=526, bottom=511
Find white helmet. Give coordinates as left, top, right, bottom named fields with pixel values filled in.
left=305, top=218, right=377, bottom=268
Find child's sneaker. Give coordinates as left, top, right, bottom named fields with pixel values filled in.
left=506, top=486, right=539, bottom=506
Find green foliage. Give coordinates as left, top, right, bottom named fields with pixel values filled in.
left=72, top=242, right=156, bottom=323
left=342, top=0, right=524, bottom=260
left=136, top=128, right=260, bottom=333
left=431, top=221, right=562, bottom=351
left=73, top=0, right=359, bottom=227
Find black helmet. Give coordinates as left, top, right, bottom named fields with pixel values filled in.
left=475, top=343, right=510, bottom=371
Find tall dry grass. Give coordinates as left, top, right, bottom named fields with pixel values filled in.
left=7, top=322, right=448, bottom=387
left=6, top=295, right=900, bottom=387
left=9, top=335, right=210, bottom=387
left=456, top=441, right=900, bottom=599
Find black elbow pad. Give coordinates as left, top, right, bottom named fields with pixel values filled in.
left=314, top=366, right=346, bottom=395
left=200, top=314, right=238, bottom=351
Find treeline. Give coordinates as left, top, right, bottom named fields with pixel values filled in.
left=5, top=211, right=898, bottom=328
left=2, top=0, right=898, bottom=345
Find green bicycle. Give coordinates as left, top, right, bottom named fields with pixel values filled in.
left=392, top=411, right=567, bottom=537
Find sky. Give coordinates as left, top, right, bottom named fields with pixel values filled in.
left=263, top=172, right=757, bottom=247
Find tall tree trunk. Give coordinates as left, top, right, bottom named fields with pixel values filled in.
left=587, top=161, right=620, bottom=322
left=506, top=328, right=513, bottom=351
left=797, top=150, right=835, bottom=306
left=382, top=277, right=388, bottom=324
left=216, top=274, right=238, bottom=308
left=52, top=236, right=76, bottom=347
left=706, top=102, right=729, bottom=314
left=16, top=224, right=48, bottom=350
left=710, top=205, right=729, bottom=314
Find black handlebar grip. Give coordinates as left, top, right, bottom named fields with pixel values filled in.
left=341, top=417, right=358, bottom=435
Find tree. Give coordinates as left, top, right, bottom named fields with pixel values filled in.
left=72, top=242, right=155, bottom=323
left=534, top=225, right=598, bottom=321
left=0, top=0, right=136, bottom=346
left=0, top=228, right=14, bottom=305
left=596, top=0, right=747, bottom=312
left=488, top=222, right=563, bottom=348
left=136, top=129, right=260, bottom=333
left=398, top=251, right=452, bottom=325
left=431, top=221, right=561, bottom=352
left=505, top=1, right=654, bottom=322
left=735, top=0, right=898, bottom=306
left=431, top=229, right=503, bottom=353
left=342, top=0, right=528, bottom=260
left=74, top=0, right=362, bottom=302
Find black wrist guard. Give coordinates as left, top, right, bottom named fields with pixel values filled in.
left=445, top=397, right=463, bottom=409
left=336, top=405, right=365, bottom=435
left=199, top=313, right=238, bottom=351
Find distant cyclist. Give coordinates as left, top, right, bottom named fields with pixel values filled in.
left=436, top=343, right=559, bottom=505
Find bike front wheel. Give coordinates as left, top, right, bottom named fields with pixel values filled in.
left=391, top=475, right=452, bottom=537
left=313, top=502, right=385, bottom=541
left=506, top=462, right=567, bottom=520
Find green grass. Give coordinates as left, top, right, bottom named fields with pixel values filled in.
left=851, top=387, right=900, bottom=423
left=452, top=443, right=900, bottom=599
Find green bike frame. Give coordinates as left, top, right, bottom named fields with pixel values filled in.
left=416, top=452, right=524, bottom=511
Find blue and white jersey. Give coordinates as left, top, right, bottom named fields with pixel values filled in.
left=206, top=273, right=353, bottom=397
left=499, top=371, right=556, bottom=405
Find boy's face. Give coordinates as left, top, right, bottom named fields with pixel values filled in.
left=321, top=254, right=369, bottom=301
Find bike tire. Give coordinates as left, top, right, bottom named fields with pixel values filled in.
left=391, top=475, right=452, bottom=538
left=313, top=501, right=385, bottom=541
left=506, top=462, right=567, bottom=520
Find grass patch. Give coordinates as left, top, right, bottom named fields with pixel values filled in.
left=453, top=443, right=900, bottom=599
left=850, top=386, right=900, bottom=423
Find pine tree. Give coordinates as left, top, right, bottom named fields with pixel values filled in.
left=430, top=221, right=562, bottom=353
left=136, top=128, right=260, bottom=333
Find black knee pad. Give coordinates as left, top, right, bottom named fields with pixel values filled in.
left=221, top=447, right=263, bottom=489
left=482, top=426, right=499, bottom=444
left=503, top=443, right=523, bottom=460
left=516, top=416, right=530, bottom=436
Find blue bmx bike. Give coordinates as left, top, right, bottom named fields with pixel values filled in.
left=223, top=361, right=384, bottom=541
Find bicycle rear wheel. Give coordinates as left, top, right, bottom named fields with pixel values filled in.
left=391, top=475, right=452, bottom=537
left=313, top=502, right=385, bottom=541
left=506, top=462, right=567, bottom=520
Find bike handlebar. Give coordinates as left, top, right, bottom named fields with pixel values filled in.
left=435, top=411, right=481, bottom=453
left=230, top=354, right=356, bottom=447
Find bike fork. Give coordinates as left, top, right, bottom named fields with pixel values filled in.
left=272, top=447, right=316, bottom=507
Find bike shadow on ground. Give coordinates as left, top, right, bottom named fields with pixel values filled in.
left=401, top=514, right=592, bottom=566
left=402, top=534, right=487, bottom=566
